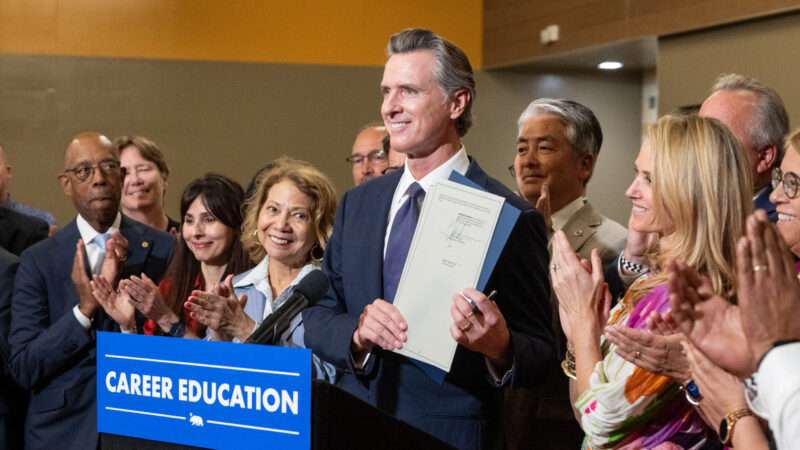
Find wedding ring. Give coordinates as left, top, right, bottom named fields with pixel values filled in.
left=460, top=322, right=473, bottom=332
left=635, top=351, right=642, bottom=359
left=752, top=264, right=768, bottom=272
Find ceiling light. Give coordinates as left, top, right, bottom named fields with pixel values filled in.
left=597, top=61, right=623, bottom=70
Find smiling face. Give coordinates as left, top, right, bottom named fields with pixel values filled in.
left=120, top=146, right=167, bottom=214
left=770, top=145, right=800, bottom=255
left=182, top=195, right=236, bottom=266
left=380, top=50, right=460, bottom=159
left=625, top=142, right=664, bottom=233
left=257, top=179, right=316, bottom=268
left=514, top=114, right=591, bottom=212
left=59, top=133, right=122, bottom=232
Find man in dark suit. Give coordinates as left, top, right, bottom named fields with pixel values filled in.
left=0, top=206, right=48, bottom=256
left=0, top=247, right=23, bottom=450
left=8, top=132, right=173, bottom=450
left=304, top=29, right=554, bottom=450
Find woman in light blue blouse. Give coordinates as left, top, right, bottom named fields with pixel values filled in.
left=187, top=157, right=337, bottom=381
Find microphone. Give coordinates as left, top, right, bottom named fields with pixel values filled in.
left=245, top=269, right=330, bottom=345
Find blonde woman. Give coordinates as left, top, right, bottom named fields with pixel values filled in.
left=550, top=114, right=752, bottom=448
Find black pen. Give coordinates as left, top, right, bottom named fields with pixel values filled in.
left=461, top=289, right=497, bottom=316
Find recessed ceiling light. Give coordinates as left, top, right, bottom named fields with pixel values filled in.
left=598, top=61, right=623, bottom=70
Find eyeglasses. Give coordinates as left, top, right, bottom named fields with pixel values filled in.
left=772, top=166, right=800, bottom=199
left=63, top=160, right=122, bottom=183
left=507, top=165, right=516, bottom=178
left=346, top=149, right=387, bottom=165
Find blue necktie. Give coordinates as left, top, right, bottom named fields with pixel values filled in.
left=383, top=183, right=447, bottom=383
left=383, top=182, right=425, bottom=302
left=92, top=233, right=110, bottom=275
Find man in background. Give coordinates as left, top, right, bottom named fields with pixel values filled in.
left=348, top=124, right=390, bottom=185
left=0, top=144, right=57, bottom=230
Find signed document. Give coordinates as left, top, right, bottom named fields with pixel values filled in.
left=392, top=180, right=504, bottom=372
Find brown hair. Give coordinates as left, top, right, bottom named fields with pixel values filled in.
left=114, top=135, right=170, bottom=179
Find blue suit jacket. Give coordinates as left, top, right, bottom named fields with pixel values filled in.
left=755, top=183, right=778, bottom=222
left=304, top=161, right=555, bottom=450
left=8, top=216, right=173, bottom=450
left=0, top=247, right=22, bottom=450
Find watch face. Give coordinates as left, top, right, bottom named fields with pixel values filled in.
left=718, top=418, right=729, bottom=443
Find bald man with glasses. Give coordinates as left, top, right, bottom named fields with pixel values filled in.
left=348, top=124, right=390, bottom=185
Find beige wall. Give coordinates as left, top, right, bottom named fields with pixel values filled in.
left=0, top=54, right=641, bottom=226
left=659, top=11, right=800, bottom=125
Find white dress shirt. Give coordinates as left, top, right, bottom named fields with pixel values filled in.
left=72, top=213, right=122, bottom=329
left=746, top=342, right=800, bottom=449
left=383, top=147, right=470, bottom=255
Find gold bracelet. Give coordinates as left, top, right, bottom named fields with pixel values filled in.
left=561, top=358, right=577, bottom=380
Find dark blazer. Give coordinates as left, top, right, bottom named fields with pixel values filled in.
left=8, top=216, right=173, bottom=450
left=0, top=206, right=49, bottom=256
left=0, top=247, right=23, bottom=450
left=304, top=161, right=555, bottom=450
left=755, top=184, right=777, bottom=223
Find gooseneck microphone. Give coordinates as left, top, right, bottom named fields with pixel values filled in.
left=245, top=269, right=330, bottom=345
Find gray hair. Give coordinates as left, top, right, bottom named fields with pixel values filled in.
left=710, top=73, right=789, bottom=163
left=517, top=98, right=604, bottom=162
left=387, top=28, right=475, bottom=137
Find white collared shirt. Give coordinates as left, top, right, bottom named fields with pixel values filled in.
left=383, top=147, right=470, bottom=255
left=747, top=342, right=800, bottom=449
left=72, top=212, right=122, bottom=329
left=550, top=196, right=586, bottom=232
left=76, top=212, right=122, bottom=275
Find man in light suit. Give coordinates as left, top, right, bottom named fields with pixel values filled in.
left=8, top=132, right=173, bottom=450
left=304, top=29, right=554, bottom=450
left=506, top=98, right=625, bottom=450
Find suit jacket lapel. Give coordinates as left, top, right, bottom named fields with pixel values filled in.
left=119, top=215, right=155, bottom=278
left=561, top=202, right=601, bottom=253
left=53, top=221, right=83, bottom=312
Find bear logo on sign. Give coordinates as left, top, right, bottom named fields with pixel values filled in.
left=189, top=413, right=204, bottom=427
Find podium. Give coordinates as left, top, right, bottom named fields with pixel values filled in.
left=101, top=380, right=455, bottom=450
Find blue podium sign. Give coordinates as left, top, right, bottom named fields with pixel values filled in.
left=97, top=332, right=311, bottom=450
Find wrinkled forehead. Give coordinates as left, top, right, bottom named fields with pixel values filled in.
left=64, top=137, right=118, bottom=168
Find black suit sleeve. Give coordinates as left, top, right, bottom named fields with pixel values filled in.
left=0, top=250, right=19, bottom=372
left=487, top=208, right=555, bottom=387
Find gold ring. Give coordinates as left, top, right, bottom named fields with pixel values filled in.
left=753, top=264, right=768, bottom=272
left=460, top=322, right=472, bottom=332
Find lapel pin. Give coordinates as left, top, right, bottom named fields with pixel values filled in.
left=573, top=229, right=584, bottom=237
left=141, top=241, right=150, bottom=249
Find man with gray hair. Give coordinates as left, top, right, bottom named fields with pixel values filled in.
left=700, top=73, right=788, bottom=221
left=609, top=74, right=790, bottom=299
left=506, top=98, right=625, bottom=450
left=305, top=28, right=553, bottom=450
left=512, top=98, right=625, bottom=262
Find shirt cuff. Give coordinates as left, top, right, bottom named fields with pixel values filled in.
left=72, top=305, right=93, bottom=330
left=350, top=350, right=372, bottom=372
left=617, top=254, right=646, bottom=287
left=748, top=342, right=800, bottom=420
left=485, top=356, right=513, bottom=386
